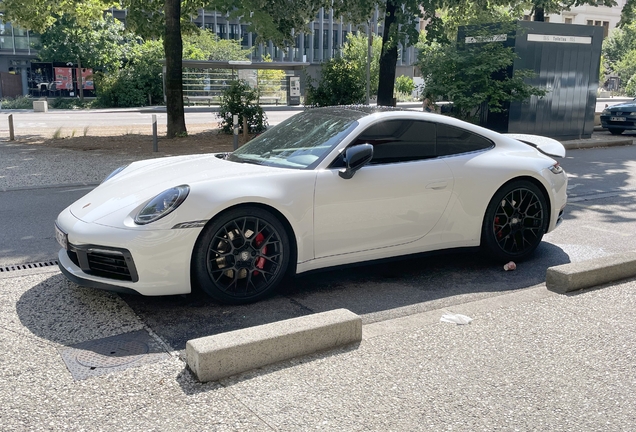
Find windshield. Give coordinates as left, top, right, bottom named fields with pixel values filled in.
left=227, top=109, right=362, bottom=169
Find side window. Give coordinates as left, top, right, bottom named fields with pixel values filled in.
left=353, top=120, right=436, bottom=164
left=436, top=124, right=493, bottom=156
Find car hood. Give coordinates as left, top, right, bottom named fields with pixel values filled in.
left=605, top=102, right=636, bottom=112
left=69, top=153, right=284, bottom=223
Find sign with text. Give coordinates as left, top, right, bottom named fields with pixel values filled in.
left=527, top=34, right=592, bottom=44
left=54, top=67, right=73, bottom=90
left=78, top=68, right=94, bottom=90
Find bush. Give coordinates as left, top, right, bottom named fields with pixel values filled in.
left=625, top=74, right=636, bottom=96
left=49, top=98, right=96, bottom=110
left=94, top=39, right=164, bottom=108
left=395, top=75, right=415, bottom=96
left=1, top=95, right=34, bottom=109
left=305, top=57, right=365, bottom=107
left=217, top=80, right=268, bottom=134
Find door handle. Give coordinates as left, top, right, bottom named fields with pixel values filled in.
left=426, top=181, right=448, bottom=190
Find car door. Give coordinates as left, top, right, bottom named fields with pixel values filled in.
left=313, top=119, right=454, bottom=258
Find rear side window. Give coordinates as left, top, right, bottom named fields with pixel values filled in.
left=436, top=124, right=493, bottom=156
left=354, top=120, right=436, bottom=164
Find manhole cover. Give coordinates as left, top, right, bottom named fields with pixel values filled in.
left=75, top=339, right=149, bottom=369
left=59, top=330, right=170, bottom=380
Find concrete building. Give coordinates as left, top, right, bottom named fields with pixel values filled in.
left=527, top=1, right=627, bottom=38
left=0, top=19, right=39, bottom=98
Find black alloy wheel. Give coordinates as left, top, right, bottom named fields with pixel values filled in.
left=192, top=207, right=290, bottom=304
left=481, top=180, right=548, bottom=261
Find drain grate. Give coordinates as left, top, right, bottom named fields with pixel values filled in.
left=59, top=330, right=170, bottom=380
left=0, top=260, right=59, bottom=273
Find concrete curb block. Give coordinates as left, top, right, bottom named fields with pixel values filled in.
left=546, top=251, right=636, bottom=294
left=562, top=138, right=633, bottom=150
left=186, top=308, right=362, bottom=382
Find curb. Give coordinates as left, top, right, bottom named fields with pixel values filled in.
left=562, top=138, right=633, bottom=150
left=546, top=251, right=636, bottom=294
left=186, top=308, right=362, bottom=382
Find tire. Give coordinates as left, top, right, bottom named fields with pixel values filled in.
left=481, top=180, right=549, bottom=262
left=192, top=207, right=290, bottom=304
left=609, top=128, right=625, bottom=135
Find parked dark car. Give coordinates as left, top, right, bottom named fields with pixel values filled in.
left=600, top=99, right=636, bottom=135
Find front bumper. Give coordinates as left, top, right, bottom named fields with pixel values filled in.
left=600, top=114, right=636, bottom=130
left=55, top=209, right=203, bottom=296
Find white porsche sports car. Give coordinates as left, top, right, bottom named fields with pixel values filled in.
left=55, top=106, right=567, bottom=304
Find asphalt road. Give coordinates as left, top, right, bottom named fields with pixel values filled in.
left=2, top=143, right=635, bottom=350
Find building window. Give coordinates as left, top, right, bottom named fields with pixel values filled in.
left=565, top=17, right=573, bottom=24
left=216, top=24, right=226, bottom=39
left=587, top=20, right=610, bottom=38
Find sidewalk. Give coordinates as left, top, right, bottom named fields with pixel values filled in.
left=1, top=267, right=634, bottom=430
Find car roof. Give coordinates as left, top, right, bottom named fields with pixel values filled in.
left=307, top=105, right=411, bottom=116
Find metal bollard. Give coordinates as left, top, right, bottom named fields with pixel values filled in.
left=233, top=114, right=239, bottom=150
left=152, top=114, right=158, bottom=152
left=8, top=114, right=15, bottom=141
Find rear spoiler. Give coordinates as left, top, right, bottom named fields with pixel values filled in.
left=503, top=134, right=566, bottom=158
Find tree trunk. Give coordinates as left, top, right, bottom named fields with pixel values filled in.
left=533, top=7, right=545, bottom=21
left=377, top=0, right=399, bottom=106
left=164, top=0, right=186, bottom=138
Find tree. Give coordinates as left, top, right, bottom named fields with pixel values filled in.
left=418, top=38, right=545, bottom=122
left=602, top=23, right=636, bottom=83
left=305, top=57, right=366, bottom=106
left=394, top=75, right=415, bottom=95
left=341, top=32, right=382, bottom=98
left=37, top=15, right=126, bottom=72
left=1, top=0, right=116, bottom=31
left=94, top=39, right=165, bottom=107
left=217, top=80, right=268, bottom=134
left=183, top=30, right=250, bottom=61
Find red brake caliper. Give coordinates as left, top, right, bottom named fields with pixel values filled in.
left=495, top=217, right=502, bottom=239
left=254, top=232, right=266, bottom=275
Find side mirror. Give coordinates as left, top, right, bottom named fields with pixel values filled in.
left=339, top=144, right=373, bottom=179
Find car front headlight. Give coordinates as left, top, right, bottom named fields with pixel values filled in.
left=602, top=109, right=610, bottom=115
left=102, top=165, right=129, bottom=184
left=134, top=185, right=190, bottom=225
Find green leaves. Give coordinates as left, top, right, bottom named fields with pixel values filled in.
left=418, top=37, right=545, bottom=122
left=217, top=79, right=268, bottom=134
left=341, top=32, right=382, bottom=97
left=305, top=57, right=366, bottom=106
left=2, top=0, right=118, bottom=32
left=37, top=15, right=126, bottom=71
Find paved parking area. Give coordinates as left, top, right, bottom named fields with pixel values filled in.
left=1, top=266, right=635, bottom=430
left=1, top=113, right=635, bottom=430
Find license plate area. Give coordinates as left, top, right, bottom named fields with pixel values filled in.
left=610, top=116, right=626, bottom=122
left=55, top=223, right=68, bottom=250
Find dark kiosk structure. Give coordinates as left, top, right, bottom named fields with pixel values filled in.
left=459, top=21, right=603, bottom=140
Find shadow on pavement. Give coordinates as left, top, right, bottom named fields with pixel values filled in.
left=119, top=243, right=570, bottom=350
left=15, top=245, right=569, bottom=352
